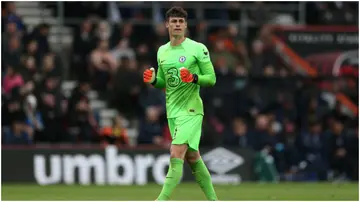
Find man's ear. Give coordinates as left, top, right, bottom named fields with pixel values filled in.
left=165, top=21, right=169, bottom=28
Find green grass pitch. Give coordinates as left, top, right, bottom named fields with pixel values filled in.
left=2, top=183, right=358, bottom=201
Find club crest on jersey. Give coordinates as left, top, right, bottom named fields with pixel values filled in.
left=179, top=56, right=186, bottom=63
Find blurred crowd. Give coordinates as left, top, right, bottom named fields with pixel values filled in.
left=1, top=2, right=358, bottom=181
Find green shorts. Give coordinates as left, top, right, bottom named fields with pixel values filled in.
left=167, top=115, right=203, bottom=151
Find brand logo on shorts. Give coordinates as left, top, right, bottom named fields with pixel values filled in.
left=202, top=147, right=244, bottom=174
left=179, top=56, right=186, bottom=63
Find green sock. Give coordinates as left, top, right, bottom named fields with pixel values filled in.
left=156, top=158, right=184, bottom=200
left=190, top=159, right=218, bottom=201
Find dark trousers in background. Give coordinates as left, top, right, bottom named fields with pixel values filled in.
left=40, top=118, right=66, bottom=143
left=303, top=156, right=328, bottom=181
left=68, top=121, right=93, bottom=143
left=93, top=69, right=111, bottom=92
left=331, top=157, right=358, bottom=181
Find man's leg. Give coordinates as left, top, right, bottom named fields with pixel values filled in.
left=156, top=117, right=188, bottom=201
left=185, top=115, right=218, bottom=201
left=156, top=144, right=187, bottom=200
left=186, top=150, right=218, bottom=201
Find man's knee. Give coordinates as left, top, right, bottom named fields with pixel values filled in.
left=170, top=144, right=188, bottom=159
left=185, top=150, right=201, bottom=164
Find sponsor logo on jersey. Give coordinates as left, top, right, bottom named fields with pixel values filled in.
left=203, top=49, right=208, bottom=55
left=179, top=56, right=186, bottom=63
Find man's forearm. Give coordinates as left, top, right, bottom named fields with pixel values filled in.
left=152, top=77, right=166, bottom=88
left=194, top=62, right=216, bottom=87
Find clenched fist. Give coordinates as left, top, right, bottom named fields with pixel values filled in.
left=180, top=67, right=194, bottom=83
left=143, top=67, right=156, bottom=83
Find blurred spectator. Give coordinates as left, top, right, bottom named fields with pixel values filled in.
left=3, top=2, right=25, bottom=33
left=194, top=21, right=207, bottom=43
left=249, top=114, right=272, bottom=150
left=112, top=57, right=142, bottom=118
left=111, top=22, right=135, bottom=48
left=36, top=76, right=65, bottom=142
left=301, top=96, right=328, bottom=129
left=42, top=53, right=61, bottom=78
left=67, top=80, right=95, bottom=143
left=3, top=36, right=22, bottom=71
left=2, top=21, right=21, bottom=52
left=233, top=40, right=251, bottom=70
left=250, top=39, right=265, bottom=76
left=90, top=39, right=118, bottom=91
left=21, top=40, right=41, bottom=68
left=72, top=19, right=95, bottom=80
left=137, top=106, right=164, bottom=146
left=248, top=2, right=270, bottom=25
left=24, top=94, right=44, bottom=141
left=223, top=117, right=250, bottom=148
left=329, top=101, right=351, bottom=124
left=20, top=56, right=37, bottom=83
left=3, top=65, right=24, bottom=95
left=138, top=85, right=165, bottom=111
left=296, top=120, right=328, bottom=181
left=233, top=63, right=248, bottom=77
left=100, top=115, right=129, bottom=147
left=95, top=20, right=112, bottom=41
left=111, top=38, right=136, bottom=62
left=136, top=43, right=155, bottom=66
left=3, top=121, right=32, bottom=145
left=277, top=120, right=299, bottom=174
left=327, top=119, right=356, bottom=180
left=25, top=23, right=50, bottom=57
left=154, top=23, right=169, bottom=46
left=2, top=86, right=24, bottom=128
left=210, top=31, right=237, bottom=70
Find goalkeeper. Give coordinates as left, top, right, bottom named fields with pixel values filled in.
left=143, top=6, right=218, bottom=201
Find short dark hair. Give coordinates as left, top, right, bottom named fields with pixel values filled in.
left=166, top=7, right=188, bottom=21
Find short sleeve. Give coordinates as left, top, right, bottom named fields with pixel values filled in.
left=197, top=43, right=211, bottom=64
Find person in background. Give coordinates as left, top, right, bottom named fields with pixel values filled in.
left=100, top=114, right=129, bottom=147
left=137, top=106, right=164, bottom=146
left=327, top=118, right=355, bottom=181
left=3, top=120, right=32, bottom=145
left=296, top=119, right=328, bottom=181
left=36, top=75, right=64, bottom=143
left=3, top=65, right=24, bottom=96
left=23, top=94, right=44, bottom=141
left=3, top=2, right=25, bottom=33
left=72, top=19, right=95, bottom=79
left=3, top=35, right=22, bottom=70
left=223, top=117, right=250, bottom=148
left=67, top=79, right=96, bottom=143
left=89, top=39, right=118, bottom=91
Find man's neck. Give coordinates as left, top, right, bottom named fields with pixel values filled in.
left=170, top=35, right=186, bottom=46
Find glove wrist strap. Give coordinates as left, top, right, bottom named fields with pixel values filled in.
left=192, top=74, right=198, bottom=84
left=151, top=78, right=157, bottom=85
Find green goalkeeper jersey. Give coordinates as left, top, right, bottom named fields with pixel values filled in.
left=152, top=38, right=216, bottom=118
